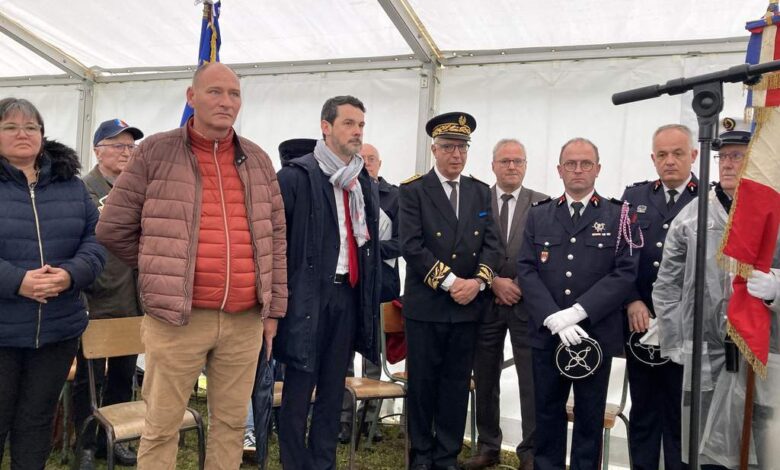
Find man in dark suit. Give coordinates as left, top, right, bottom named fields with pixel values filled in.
left=516, top=138, right=639, bottom=470
left=620, top=124, right=698, bottom=470
left=275, top=96, right=381, bottom=470
left=462, top=139, right=547, bottom=470
left=400, top=112, right=501, bottom=470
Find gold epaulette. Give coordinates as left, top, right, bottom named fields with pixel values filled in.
left=401, top=174, right=422, bottom=185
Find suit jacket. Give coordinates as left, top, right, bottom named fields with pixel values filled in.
left=620, top=175, right=699, bottom=315
left=516, top=193, right=640, bottom=355
left=485, top=185, right=548, bottom=323
left=400, top=169, right=501, bottom=323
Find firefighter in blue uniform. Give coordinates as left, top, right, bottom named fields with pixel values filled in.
left=400, top=112, right=501, bottom=470
left=516, top=138, right=639, bottom=470
left=620, top=124, right=699, bottom=470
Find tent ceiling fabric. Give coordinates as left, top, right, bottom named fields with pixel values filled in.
left=409, top=0, right=767, bottom=52
left=0, top=0, right=769, bottom=79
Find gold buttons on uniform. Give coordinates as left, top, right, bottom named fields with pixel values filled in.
left=597, top=243, right=603, bottom=248
left=436, top=232, right=442, bottom=237
left=452, top=254, right=457, bottom=259
left=570, top=237, right=577, bottom=243
left=544, top=241, right=550, bottom=247
left=653, top=261, right=660, bottom=267
left=474, top=230, right=479, bottom=236
left=567, top=254, right=574, bottom=260
left=656, top=241, right=663, bottom=248
left=565, top=271, right=572, bottom=278
left=564, top=289, right=572, bottom=295
left=662, top=223, right=669, bottom=229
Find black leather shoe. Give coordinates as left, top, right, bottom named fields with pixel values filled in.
left=97, top=442, right=138, bottom=466
left=78, top=449, right=96, bottom=470
left=461, top=452, right=499, bottom=470
left=338, top=422, right=352, bottom=444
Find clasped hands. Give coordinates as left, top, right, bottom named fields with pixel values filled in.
left=543, top=305, right=588, bottom=347
left=17, top=265, right=72, bottom=303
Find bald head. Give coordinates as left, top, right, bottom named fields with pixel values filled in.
left=186, top=63, right=241, bottom=140
left=361, top=143, right=381, bottom=179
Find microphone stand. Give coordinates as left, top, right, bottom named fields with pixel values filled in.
left=612, top=59, right=780, bottom=469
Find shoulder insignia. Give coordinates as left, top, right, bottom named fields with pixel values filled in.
left=400, top=174, right=422, bottom=185
left=626, top=180, right=650, bottom=188
left=468, top=174, right=489, bottom=186
left=609, top=197, right=627, bottom=205
left=687, top=180, right=698, bottom=193
left=532, top=197, right=553, bottom=207
left=652, top=179, right=662, bottom=191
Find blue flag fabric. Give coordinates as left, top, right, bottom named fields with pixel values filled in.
left=180, top=1, right=222, bottom=126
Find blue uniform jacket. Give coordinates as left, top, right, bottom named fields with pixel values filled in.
left=516, top=193, right=639, bottom=356
left=620, top=176, right=699, bottom=314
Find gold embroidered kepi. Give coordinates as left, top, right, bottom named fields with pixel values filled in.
left=426, top=112, right=477, bottom=141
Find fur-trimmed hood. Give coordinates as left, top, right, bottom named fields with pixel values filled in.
left=0, top=138, right=81, bottom=182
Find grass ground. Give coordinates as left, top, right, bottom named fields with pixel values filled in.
left=2, top=397, right=521, bottom=469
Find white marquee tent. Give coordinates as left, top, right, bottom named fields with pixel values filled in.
left=1, top=0, right=772, bottom=463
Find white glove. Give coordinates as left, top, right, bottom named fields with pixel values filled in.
left=558, top=324, right=589, bottom=347
left=665, top=350, right=682, bottom=365
left=639, top=317, right=660, bottom=346
left=747, top=269, right=779, bottom=301
left=544, top=304, right=588, bottom=335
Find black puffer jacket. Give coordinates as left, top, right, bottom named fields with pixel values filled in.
left=0, top=140, right=106, bottom=348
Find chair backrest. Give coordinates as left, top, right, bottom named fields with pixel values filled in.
left=81, top=316, right=144, bottom=359
left=382, top=302, right=404, bottom=334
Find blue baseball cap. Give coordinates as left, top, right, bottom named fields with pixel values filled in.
left=93, top=119, right=144, bottom=146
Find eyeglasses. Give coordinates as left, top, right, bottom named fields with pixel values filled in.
left=561, top=160, right=596, bottom=172
left=715, top=151, right=745, bottom=163
left=495, top=158, right=526, bottom=167
left=0, top=123, right=42, bottom=135
left=436, top=143, right=470, bottom=154
left=96, top=143, right=137, bottom=152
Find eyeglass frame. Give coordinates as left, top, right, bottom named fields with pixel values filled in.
left=0, top=123, right=43, bottom=136
left=495, top=158, right=527, bottom=167
left=560, top=160, right=597, bottom=172
left=435, top=142, right=470, bottom=154
left=95, top=143, right=138, bottom=152
left=714, top=151, right=746, bottom=163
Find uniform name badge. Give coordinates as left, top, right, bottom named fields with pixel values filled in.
left=540, top=248, right=549, bottom=264
left=555, top=336, right=603, bottom=380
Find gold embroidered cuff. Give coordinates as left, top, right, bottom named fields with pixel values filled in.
left=424, top=261, right=452, bottom=290
left=475, top=264, right=495, bottom=286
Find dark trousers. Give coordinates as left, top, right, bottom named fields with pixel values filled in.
left=532, top=347, right=612, bottom=470
left=0, top=338, right=79, bottom=470
left=472, top=303, right=535, bottom=459
left=340, top=352, right=381, bottom=426
left=279, top=283, right=358, bottom=470
left=626, top=353, right=684, bottom=470
left=406, top=318, right=478, bottom=468
left=72, top=344, right=138, bottom=451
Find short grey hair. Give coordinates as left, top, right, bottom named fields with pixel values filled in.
left=492, top=138, right=526, bottom=159
left=652, top=124, right=695, bottom=148
left=559, top=137, right=599, bottom=163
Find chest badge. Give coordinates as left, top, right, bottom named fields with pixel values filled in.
left=540, top=248, right=549, bottom=264
left=591, top=221, right=610, bottom=237
left=637, top=205, right=647, bottom=214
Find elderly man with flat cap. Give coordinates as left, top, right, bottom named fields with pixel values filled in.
left=400, top=112, right=500, bottom=470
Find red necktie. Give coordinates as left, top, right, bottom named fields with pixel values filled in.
left=342, top=190, right=359, bottom=287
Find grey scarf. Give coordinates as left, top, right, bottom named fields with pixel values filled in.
left=313, top=139, right=369, bottom=246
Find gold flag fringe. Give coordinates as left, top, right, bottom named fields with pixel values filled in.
left=727, top=320, right=768, bottom=379
left=749, top=71, right=780, bottom=91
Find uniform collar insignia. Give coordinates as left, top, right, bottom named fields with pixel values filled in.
left=653, top=179, right=662, bottom=191
left=687, top=180, right=697, bottom=193
left=590, top=194, right=600, bottom=207
left=557, top=195, right=566, bottom=206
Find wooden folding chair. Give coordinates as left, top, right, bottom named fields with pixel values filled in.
left=72, top=317, right=205, bottom=470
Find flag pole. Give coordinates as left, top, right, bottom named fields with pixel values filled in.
left=739, top=367, right=756, bottom=470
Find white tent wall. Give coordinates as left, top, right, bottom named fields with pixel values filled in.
left=92, top=68, right=422, bottom=181
left=2, top=84, right=82, bottom=150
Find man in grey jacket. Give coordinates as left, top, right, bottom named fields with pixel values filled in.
left=74, top=119, right=144, bottom=470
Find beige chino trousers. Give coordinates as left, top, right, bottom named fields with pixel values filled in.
left=137, top=308, right=263, bottom=470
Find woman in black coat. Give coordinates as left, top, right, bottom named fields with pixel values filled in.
left=0, top=98, right=105, bottom=469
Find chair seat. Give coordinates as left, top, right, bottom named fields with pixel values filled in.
left=97, top=401, right=199, bottom=441
left=390, top=371, right=408, bottom=383
left=344, top=377, right=405, bottom=400
left=565, top=400, right=622, bottom=429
